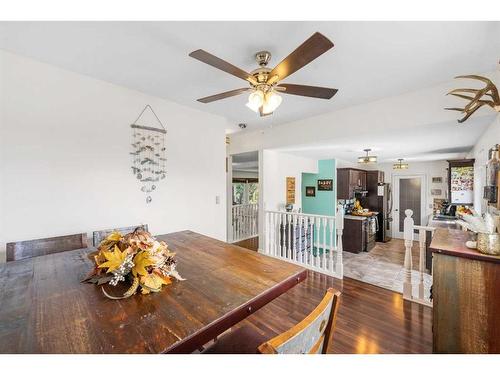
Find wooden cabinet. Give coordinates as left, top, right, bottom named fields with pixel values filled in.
left=430, top=229, right=500, bottom=353
left=337, top=168, right=367, bottom=199
left=342, top=218, right=366, bottom=253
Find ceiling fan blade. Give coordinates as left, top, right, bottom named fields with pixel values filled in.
left=278, top=84, right=338, bottom=99
left=189, top=49, right=257, bottom=85
left=197, top=88, right=250, bottom=103
left=268, top=32, right=334, bottom=83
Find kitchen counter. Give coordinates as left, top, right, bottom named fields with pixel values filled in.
left=345, top=211, right=379, bottom=221
left=344, top=214, right=367, bottom=221
left=430, top=227, right=500, bottom=264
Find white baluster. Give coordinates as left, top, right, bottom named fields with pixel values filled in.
left=265, top=211, right=269, bottom=254
left=292, top=214, right=297, bottom=262
left=252, top=204, right=257, bottom=237
left=232, top=206, right=236, bottom=242
left=298, top=216, right=303, bottom=265
left=322, top=217, right=327, bottom=270
left=315, top=217, right=320, bottom=268
left=403, top=209, right=414, bottom=300
left=335, top=205, right=344, bottom=278
left=235, top=206, right=239, bottom=241
left=418, top=229, right=426, bottom=300
left=244, top=205, right=248, bottom=238
left=279, top=212, right=284, bottom=258
left=329, top=218, right=334, bottom=272
left=287, top=214, right=292, bottom=260
left=271, top=212, right=276, bottom=257
left=302, top=216, right=309, bottom=264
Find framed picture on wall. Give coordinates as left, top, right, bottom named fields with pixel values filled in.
left=305, top=186, right=316, bottom=197
left=286, top=177, right=296, bottom=205
left=432, top=177, right=443, bottom=183
left=317, top=179, right=333, bottom=191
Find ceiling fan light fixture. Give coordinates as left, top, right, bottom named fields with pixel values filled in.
left=358, top=149, right=377, bottom=164
left=263, top=91, right=282, bottom=113
left=246, top=90, right=264, bottom=112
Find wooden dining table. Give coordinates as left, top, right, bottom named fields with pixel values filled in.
left=0, top=230, right=307, bottom=353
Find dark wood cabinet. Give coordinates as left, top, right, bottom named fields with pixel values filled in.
left=337, top=168, right=367, bottom=199
left=342, top=218, right=365, bottom=253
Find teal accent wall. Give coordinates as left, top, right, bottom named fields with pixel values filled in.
left=302, top=159, right=337, bottom=216
left=301, top=159, right=337, bottom=252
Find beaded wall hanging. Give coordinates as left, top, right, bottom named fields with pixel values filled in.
left=130, top=105, right=167, bottom=203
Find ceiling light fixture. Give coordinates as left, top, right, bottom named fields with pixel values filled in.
left=246, top=88, right=282, bottom=115
left=358, top=148, right=377, bottom=164
left=393, top=158, right=409, bottom=170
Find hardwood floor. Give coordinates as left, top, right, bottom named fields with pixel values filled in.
left=234, top=236, right=259, bottom=251
left=233, top=270, right=432, bottom=354
left=370, top=239, right=425, bottom=272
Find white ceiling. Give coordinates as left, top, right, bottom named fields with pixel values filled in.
left=1, top=21, right=499, bottom=133
left=273, top=115, right=496, bottom=163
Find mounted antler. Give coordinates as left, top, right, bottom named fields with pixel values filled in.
left=445, top=75, right=500, bottom=123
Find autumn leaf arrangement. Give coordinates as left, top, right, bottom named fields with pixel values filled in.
left=83, top=228, right=184, bottom=299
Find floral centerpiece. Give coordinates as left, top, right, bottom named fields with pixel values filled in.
left=83, top=228, right=183, bottom=299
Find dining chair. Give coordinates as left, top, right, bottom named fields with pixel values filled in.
left=202, top=288, right=341, bottom=354
left=6, top=233, right=88, bottom=262
left=92, top=224, right=149, bottom=247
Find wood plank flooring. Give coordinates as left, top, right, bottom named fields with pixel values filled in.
left=370, top=239, right=426, bottom=272
left=232, top=238, right=432, bottom=353
left=233, top=270, right=432, bottom=353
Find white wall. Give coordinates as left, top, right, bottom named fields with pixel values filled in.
left=0, top=50, right=228, bottom=262
left=262, top=150, right=317, bottom=212
left=468, top=115, right=500, bottom=213
left=376, top=160, right=448, bottom=223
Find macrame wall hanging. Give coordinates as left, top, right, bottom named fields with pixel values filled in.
left=130, top=105, right=167, bottom=203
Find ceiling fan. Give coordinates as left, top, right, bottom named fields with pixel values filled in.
left=189, top=32, right=338, bottom=117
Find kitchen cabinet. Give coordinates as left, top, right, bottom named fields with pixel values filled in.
left=337, top=168, right=367, bottom=199
left=342, top=217, right=366, bottom=253
left=430, top=228, right=500, bottom=353
left=342, top=216, right=376, bottom=253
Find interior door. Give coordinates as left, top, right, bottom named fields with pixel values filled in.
left=392, top=175, right=426, bottom=239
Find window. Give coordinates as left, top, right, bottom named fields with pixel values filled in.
left=248, top=182, right=259, bottom=204
left=232, top=183, right=245, bottom=205
left=232, top=179, right=258, bottom=205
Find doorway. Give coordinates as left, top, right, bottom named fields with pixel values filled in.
left=227, top=151, right=260, bottom=250
left=392, top=174, right=426, bottom=239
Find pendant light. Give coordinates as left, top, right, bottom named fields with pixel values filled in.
left=393, top=158, right=409, bottom=170
left=358, top=148, right=377, bottom=164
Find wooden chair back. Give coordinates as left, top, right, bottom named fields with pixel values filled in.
left=6, top=233, right=88, bottom=262
left=92, top=224, right=149, bottom=247
left=258, top=288, right=341, bottom=354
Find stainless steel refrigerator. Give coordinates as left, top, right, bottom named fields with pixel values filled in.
left=362, top=171, right=392, bottom=242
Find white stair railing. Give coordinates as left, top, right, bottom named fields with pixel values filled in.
left=231, top=203, right=258, bottom=243
left=403, top=209, right=435, bottom=306
left=263, top=205, right=344, bottom=279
